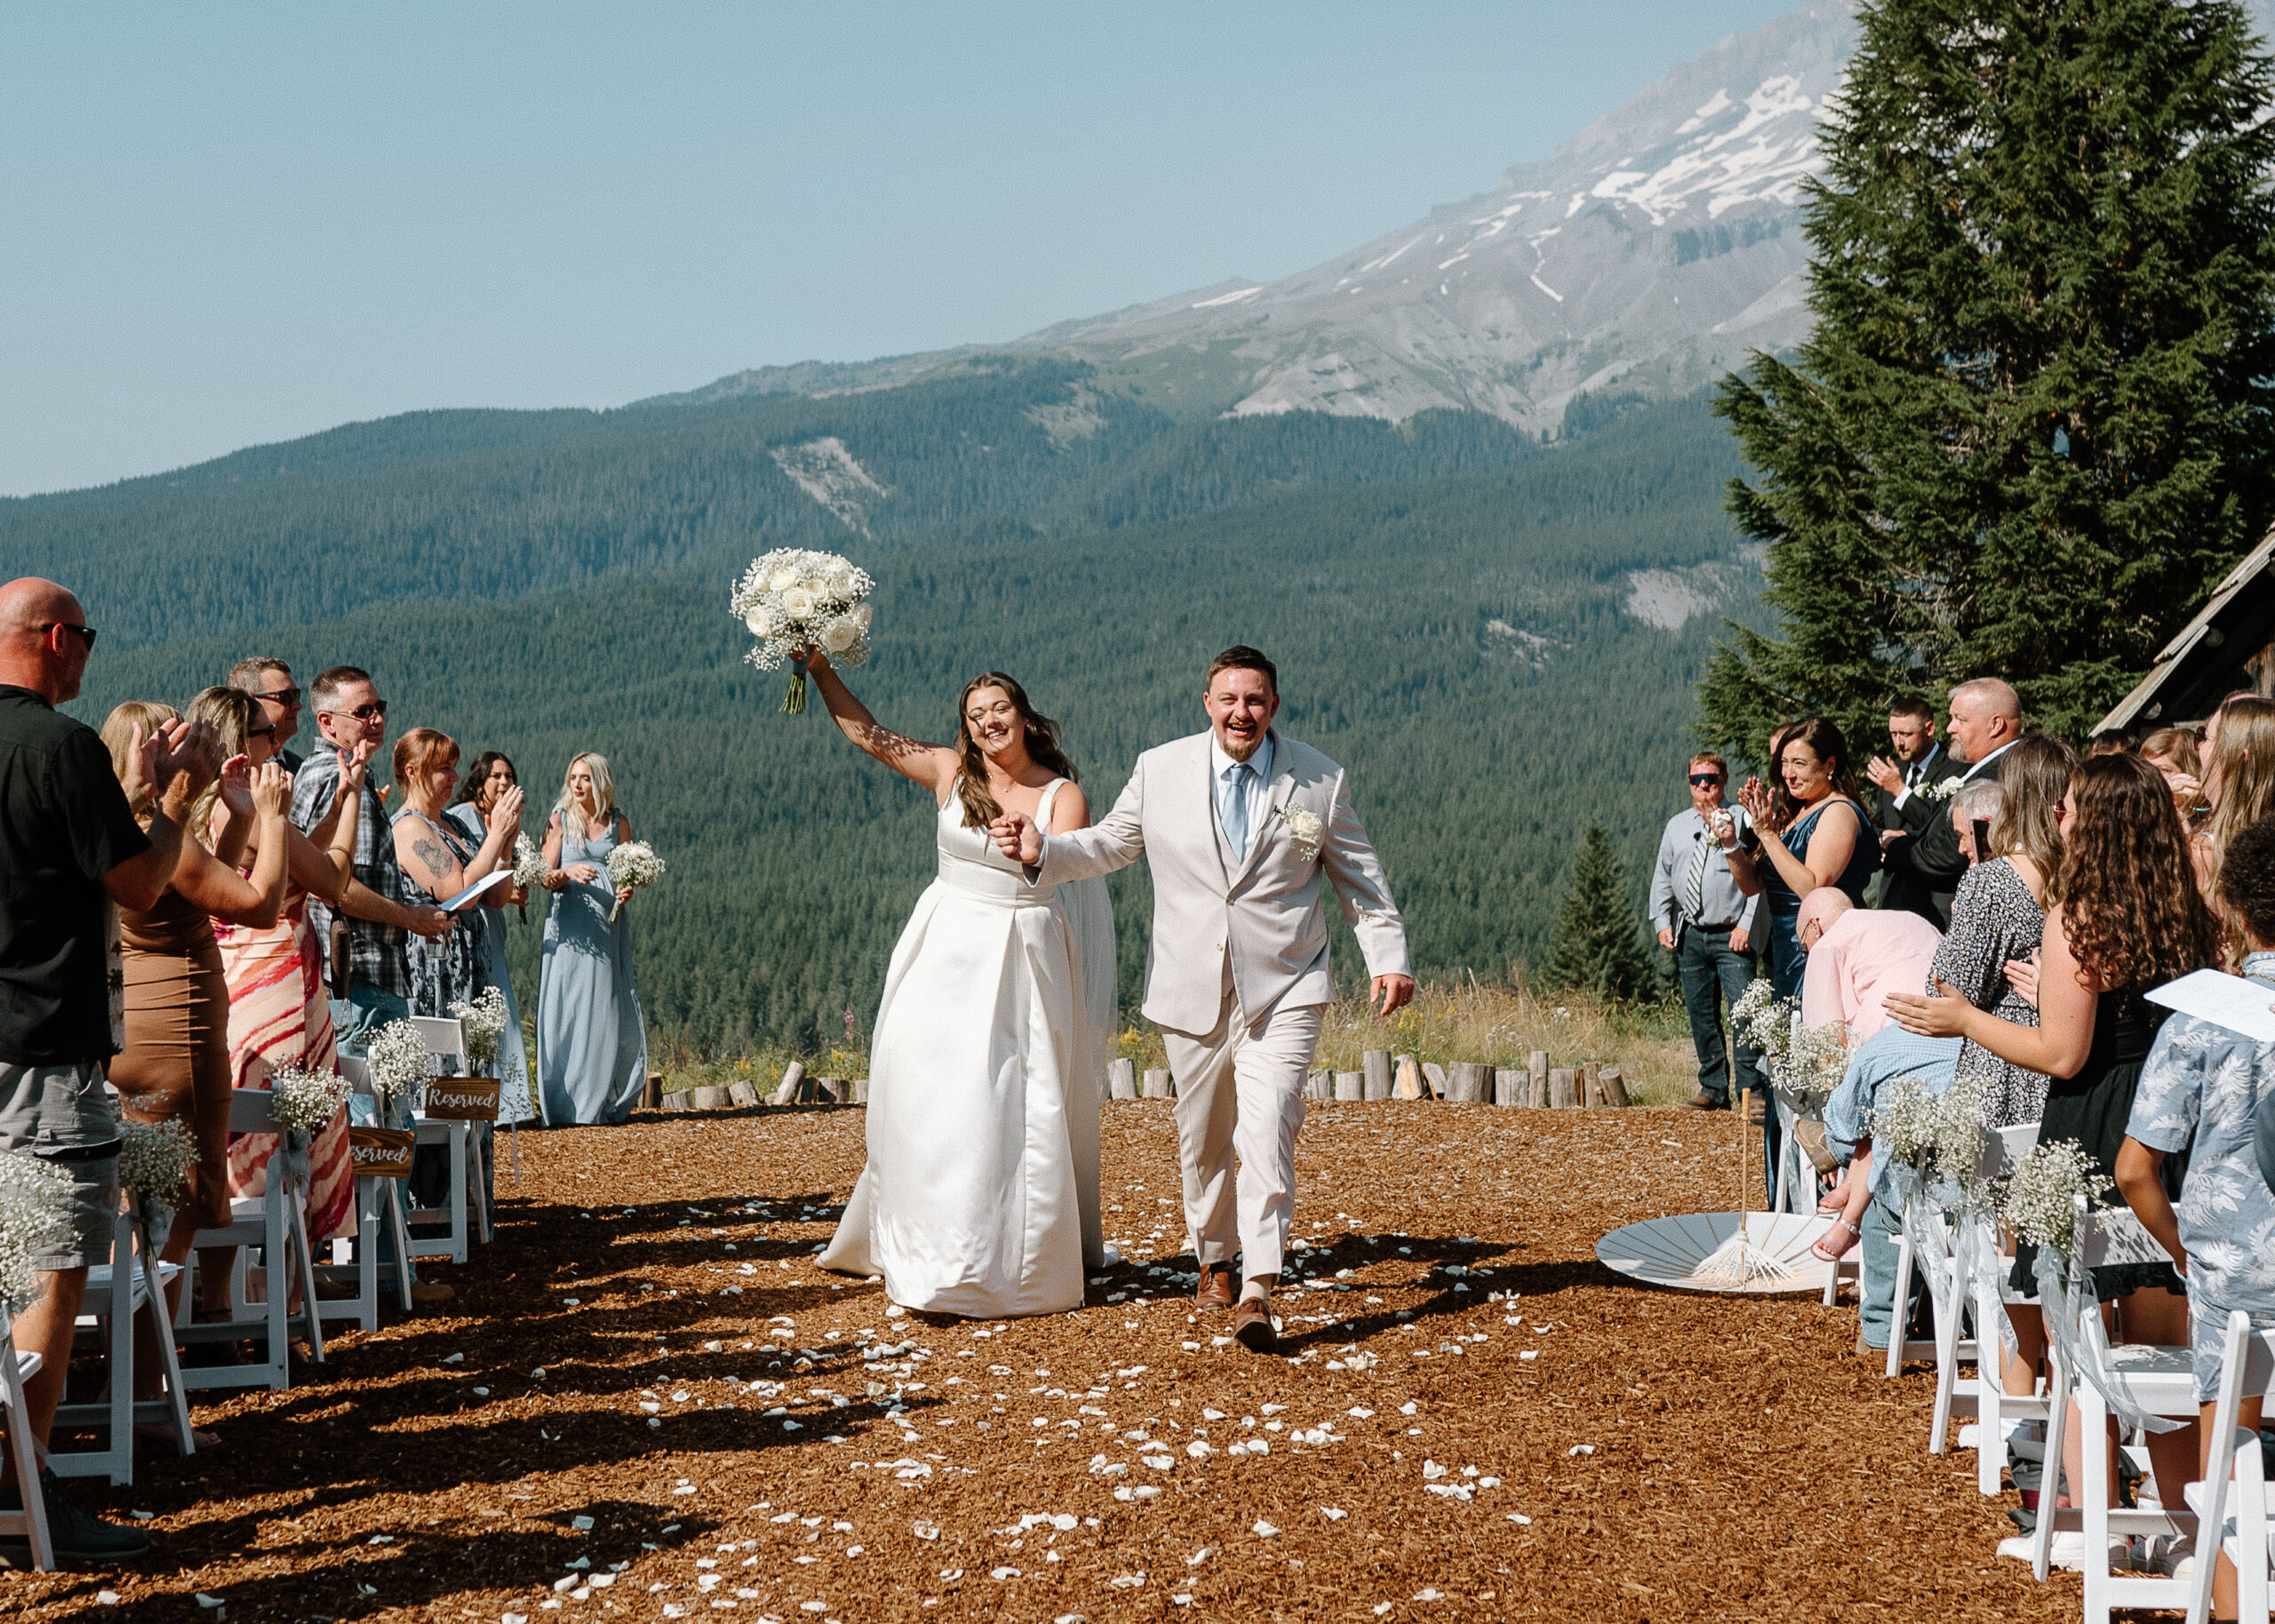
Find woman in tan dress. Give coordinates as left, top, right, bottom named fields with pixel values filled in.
left=100, top=702, right=291, bottom=1416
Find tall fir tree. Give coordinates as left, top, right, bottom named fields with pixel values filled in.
left=1543, top=819, right=1656, bottom=1003
left=1704, top=0, right=2275, bottom=756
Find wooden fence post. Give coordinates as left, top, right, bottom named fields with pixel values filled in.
left=1582, top=1061, right=1603, bottom=1108
left=1423, top=1062, right=1450, bottom=1099
left=1361, top=1051, right=1393, bottom=1101
left=1529, top=1050, right=1550, bottom=1108
left=1493, top=1067, right=1524, bottom=1106
left=769, top=1061, right=806, bottom=1107
left=1334, top=1071, right=1364, bottom=1102
left=1448, top=1062, right=1489, bottom=1103
left=728, top=1079, right=761, bottom=1109
left=1143, top=1068, right=1173, bottom=1099
left=1393, top=1056, right=1425, bottom=1100
left=1108, top=1058, right=1138, bottom=1100
left=1600, top=1066, right=1631, bottom=1108
left=1548, top=1068, right=1578, bottom=1109
left=1305, top=1070, right=1329, bottom=1102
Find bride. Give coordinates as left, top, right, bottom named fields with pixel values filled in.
left=805, top=650, right=1114, bottom=1317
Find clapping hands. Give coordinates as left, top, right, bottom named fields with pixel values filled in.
left=1736, top=776, right=1780, bottom=832
left=990, top=811, right=1042, bottom=865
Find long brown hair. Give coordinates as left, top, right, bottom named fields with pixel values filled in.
left=2057, top=753, right=2220, bottom=991
left=953, top=672, right=1077, bottom=829
left=100, top=701, right=180, bottom=826
left=2199, top=696, right=2275, bottom=889
left=1990, top=733, right=2075, bottom=897
left=186, top=686, right=261, bottom=850
left=1772, top=717, right=1861, bottom=832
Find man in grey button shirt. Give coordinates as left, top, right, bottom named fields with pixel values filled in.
left=1647, top=752, right=1762, bottom=1111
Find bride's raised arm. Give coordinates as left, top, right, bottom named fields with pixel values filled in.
left=803, top=648, right=960, bottom=800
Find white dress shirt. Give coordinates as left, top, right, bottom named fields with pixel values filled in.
left=1209, top=730, right=1273, bottom=863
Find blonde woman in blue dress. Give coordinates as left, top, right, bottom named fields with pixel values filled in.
left=809, top=653, right=1114, bottom=1318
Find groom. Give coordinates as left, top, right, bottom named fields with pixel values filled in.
left=993, top=646, right=1411, bottom=1352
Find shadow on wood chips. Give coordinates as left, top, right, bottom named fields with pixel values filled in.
left=12, top=1103, right=2079, bottom=1621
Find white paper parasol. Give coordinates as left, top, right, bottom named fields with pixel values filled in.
left=1595, top=1210, right=1840, bottom=1295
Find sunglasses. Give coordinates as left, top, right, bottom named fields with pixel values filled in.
left=254, top=686, right=302, bottom=707
left=1688, top=773, right=1725, bottom=786
left=323, top=700, right=387, bottom=721
left=248, top=724, right=277, bottom=740
left=36, top=621, right=97, bottom=649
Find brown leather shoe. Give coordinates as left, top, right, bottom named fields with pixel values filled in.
left=1233, top=1296, right=1279, bottom=1353
left=1684, top=1091, right=1723, bottom=1111
left=1194, top=1264, right=1236, bottom=1311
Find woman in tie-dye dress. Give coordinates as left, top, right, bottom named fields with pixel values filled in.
left=189, top=688, right=360, bottom=1246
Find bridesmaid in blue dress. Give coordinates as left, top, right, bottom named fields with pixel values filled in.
left=448, top=751, right=536, bottom=1125
left=536, top=752, right=649, bottom=1126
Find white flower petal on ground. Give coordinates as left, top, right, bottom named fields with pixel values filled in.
left=1251, top=1519, right=1280, bottom=1538
left=1569, top=1444, right=1595, bottom=1456
left=1110, top=1573, right=1145, bottom=1589
left=1320, top=1508, right=1347, bottom=1521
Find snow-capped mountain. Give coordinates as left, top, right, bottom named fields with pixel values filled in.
left=1018, top=2, right=1855, bottom=431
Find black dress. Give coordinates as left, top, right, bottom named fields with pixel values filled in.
left=2009, top=989, right=2187, bottom=1300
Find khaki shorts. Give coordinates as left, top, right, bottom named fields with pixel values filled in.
left=0, top=1061, right=123, bottom=1272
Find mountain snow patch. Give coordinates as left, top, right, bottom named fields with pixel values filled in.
left=770, top=438, right=888, bottom=534
left=1623, top=560, right=1756, bottom=630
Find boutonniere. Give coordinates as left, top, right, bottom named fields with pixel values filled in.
left=1277, top=802, right=1324, bottom=862
left=1918, top=776, right=1966, bottom=801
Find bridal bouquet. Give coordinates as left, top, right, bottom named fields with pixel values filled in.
left=512, top=832, right=547, bottom=891
left=267, top=1064, right=353, bottom=1134
left=605, top=841, right=665, bottom=921
left=0, top=1149, right=72, bottom=1308
left=730, top=549, right=875, bottom=713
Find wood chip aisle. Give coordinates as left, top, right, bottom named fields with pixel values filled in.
left=17, top=1104, right=2079, bottom=1621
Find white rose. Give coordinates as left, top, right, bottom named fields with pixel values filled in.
left=768, top=565, right=803, bottom=593
left=850, top=601, right=874, bottom=632
left=745, top=609, right=770, bottom=636
left=821, top=615, right=861, bottom=655
left=780, top=585, right=818, bottom=620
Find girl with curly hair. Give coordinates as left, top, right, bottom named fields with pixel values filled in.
left=1888, top=752, right=2219, bottom=1514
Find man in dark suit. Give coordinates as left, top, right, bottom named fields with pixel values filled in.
left=1864, top=697, right=1949, bottom=925
left=1873, top=679, right=2022, bottom=927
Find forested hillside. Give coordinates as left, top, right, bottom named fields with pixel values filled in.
left=27, top=362, right=1761, bottom=1055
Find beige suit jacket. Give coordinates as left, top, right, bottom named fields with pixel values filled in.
left=1035, top=729, right=1409, bottom=1035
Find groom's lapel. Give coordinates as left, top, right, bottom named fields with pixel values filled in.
left=1227, top=732, right=1297, bottom=890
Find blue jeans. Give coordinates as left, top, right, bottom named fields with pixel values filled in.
left=331, top=978, right=410, bottom=1059
left=1674, top=926, right=1762, bottom=1106
left=1857, top=1195, right=1919, bottom=1350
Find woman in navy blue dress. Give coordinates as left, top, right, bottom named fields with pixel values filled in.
left=1728, top=716, right=1881, bottom=999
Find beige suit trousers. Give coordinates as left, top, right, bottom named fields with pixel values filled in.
left=1161, top=989, right=1322, bottom=1281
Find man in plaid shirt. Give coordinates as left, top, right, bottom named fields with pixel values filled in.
left=291, top=665, right=447, bottom=1054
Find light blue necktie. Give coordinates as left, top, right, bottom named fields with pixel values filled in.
left=1223, top=761, right=1252, bottom=861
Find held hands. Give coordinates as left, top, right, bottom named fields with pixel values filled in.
left=1736, top=776, right=1779, bottom=832
left=2005, top=951, right=2040, bottom=1010
left=485, top=783, right=526, bottom=833
left=1372, top=975, right=1416, bottom=1016
left=336, top=740, right=373, bottom=804
left=217, top=752, right=255, bottom=816
left=990, top=811, right=1042, bottom=866
left=1883, top=975, right=1972, bottom=1039
left=251, top=761, right=291, bottom=821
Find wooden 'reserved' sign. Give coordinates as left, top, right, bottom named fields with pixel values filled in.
left=347, top=1126, right=416, bottom=1177
left=422, top=1077, right=502, bottom=1122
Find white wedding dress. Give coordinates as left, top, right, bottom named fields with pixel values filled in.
left=820, top=780, right=1110, bottom=1317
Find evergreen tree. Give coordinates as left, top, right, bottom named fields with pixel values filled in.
left=1704, top=0, right=2275, bottom=756
left=1543, top=819, right=1656, bottom=1003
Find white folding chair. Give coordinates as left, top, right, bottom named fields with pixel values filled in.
left=0, top=1302, right=54, bottom=1570
left=404, top=1016, right=491, bottom=1264
left=2183, top=1309, right=2274, bottom=1624
left=1960, top=1121, right=2046, bottom=1493
left=175, top=1089, right=325, bottom=1392
left=326, top=1057, right=416, bottom=1323
left=2027, top=1199, right=2198, bottom=1620
left=1887, top=1181, right=1972, bottom=1392
left=49, top=1207, right=193, bottom=1485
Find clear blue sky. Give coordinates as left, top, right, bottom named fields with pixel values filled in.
left=3, top=2, right=1797, bottom=496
